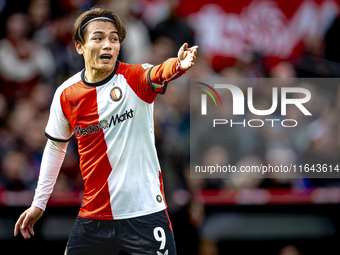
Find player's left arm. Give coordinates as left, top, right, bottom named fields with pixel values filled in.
left=127, top=43, right=198, bottom=103
left=147, top=43, right=198, bottom=94
left=149, top=43, right=198, bottom=84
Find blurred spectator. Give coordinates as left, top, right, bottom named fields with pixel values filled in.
left=47, top=9, right=83, bottom=84
left=28, top=0, right=51, bottom=35
left=151, top=0, right=194, bottom=51
left=139, top=0, right=171, bottom=28
left=148, top=36, right=176, bottom=65
left=270, top=62, right=297, bottom=78
left=120, top=13, right=152, bottom=64
left=261, top=147, right=299, bottom=188
left=188, top=55, right=218, bottom=79
left=201, top=146, right=230, bottom=188
left=0, top=12, right=55, bottom=103
left=105, top=0, right=152, bottom=64
left=229, top=154, right=264, bottom=189
left=0, top=92, right=7, bottom=120
left=0, top=150, right=34, bottom=190
left=303, top=121, right=340, bottom=187
left=29, top=82, right=53, bottom=112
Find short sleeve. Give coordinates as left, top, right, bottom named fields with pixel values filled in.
left=120, top=62, right=157, bottom=104
left=45, top=87, right=73, bottom=142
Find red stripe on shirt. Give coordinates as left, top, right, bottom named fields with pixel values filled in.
left=158, top=171, right=167, bottom=208
left=159, top=171, right=172, bottom=231
left=61, top=82, right=114, bottom=219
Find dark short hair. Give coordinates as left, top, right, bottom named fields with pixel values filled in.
left=72, top=7, right=127, bottom=44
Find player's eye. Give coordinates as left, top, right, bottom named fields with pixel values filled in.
left=91, top=36, right=102, bottom=41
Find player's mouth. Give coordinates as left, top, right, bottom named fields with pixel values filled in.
left=100, top=54, right=112, bottom=63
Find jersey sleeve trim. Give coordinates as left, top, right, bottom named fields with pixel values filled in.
left=147, top=66, right=167, bottom=95
left=147, top=58, right=187, bottom=94
left=45, top=132, right=72, bottom=143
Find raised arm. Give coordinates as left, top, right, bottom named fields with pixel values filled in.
left=147, top=43, right=198, bottom=94
left=121, top=43, right=198, bottom=103
left=14, top=139, right=68, bottom=239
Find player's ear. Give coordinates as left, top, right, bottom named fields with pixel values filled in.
left=75, top=41, right=84, bottom=56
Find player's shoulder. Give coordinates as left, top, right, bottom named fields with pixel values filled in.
left=50, top=71, right=82, bottom=106
left=117, top=61, right=154, bottom=75
left=56, top=70, right=83, bottom=95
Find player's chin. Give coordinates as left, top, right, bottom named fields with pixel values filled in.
left=97, top=61, right=115, bottom=71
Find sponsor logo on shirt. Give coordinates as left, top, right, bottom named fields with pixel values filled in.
left=141, top=63, right=154, bottom=70
left=74, top=109, right=134, bottom=137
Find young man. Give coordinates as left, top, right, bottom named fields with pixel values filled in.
left=14, top=7, right=197, bottom=255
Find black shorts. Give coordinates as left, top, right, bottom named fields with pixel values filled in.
left=65, top=210, right=176, bottom=255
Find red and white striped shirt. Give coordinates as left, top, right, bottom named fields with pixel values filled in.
left=34, top=58, right=186, bottom=220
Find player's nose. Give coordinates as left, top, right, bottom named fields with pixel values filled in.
left=103, top=38, right=112, bottom=51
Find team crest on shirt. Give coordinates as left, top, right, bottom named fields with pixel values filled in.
left=110, top=86, right=123, bottom=102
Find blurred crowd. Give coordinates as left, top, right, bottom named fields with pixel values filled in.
left=1, top=0, right=340, bottom=254
left=0, top=0, right=195, bottom=192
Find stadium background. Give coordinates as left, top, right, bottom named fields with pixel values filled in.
left=1, top=0, right=340, bottom=254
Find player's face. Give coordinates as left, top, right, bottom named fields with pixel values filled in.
left=78, top=21, right=120, bottom=75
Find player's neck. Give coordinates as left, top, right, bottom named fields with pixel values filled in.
left=84, top=65, right=115, bottom=83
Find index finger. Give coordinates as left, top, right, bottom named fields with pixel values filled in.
left=14, top=213, right=25, bottom=236
left=189, top=45, right=199, bottom=51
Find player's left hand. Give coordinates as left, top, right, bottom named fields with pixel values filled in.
left=178, top=43, right=198, bottom=71
left=14, top=206, right=44, bottom=239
